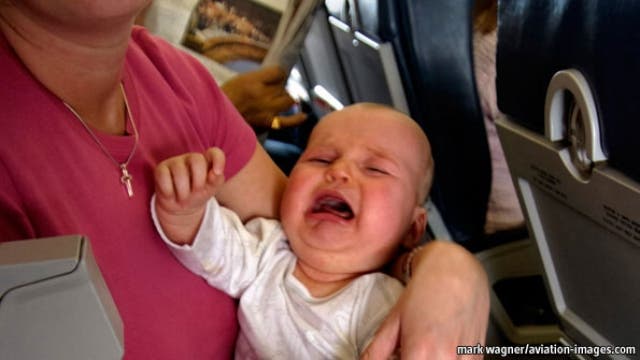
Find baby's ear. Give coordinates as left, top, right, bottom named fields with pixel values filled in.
left=402, top=206, right=427, bottom=249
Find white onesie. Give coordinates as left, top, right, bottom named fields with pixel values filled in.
left=152, top=197, right=403, bottom=359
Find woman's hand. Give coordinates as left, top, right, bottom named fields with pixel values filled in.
left=362, top=241, right=490, bottom=359
left=221, top=65, right=307, bottom=129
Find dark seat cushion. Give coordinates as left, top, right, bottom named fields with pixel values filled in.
left=498, top=0, right=640, bottom=182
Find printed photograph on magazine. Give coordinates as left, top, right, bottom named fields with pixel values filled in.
left=182, top=0, right=283, bottom=72
left=141, top=0, right=320, bottom=82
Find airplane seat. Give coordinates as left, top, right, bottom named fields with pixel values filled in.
left=322, top=0, right=498, bottom=249
left=324, top=0, right=412, bottom=113
left=495, top=0, right=640, bottom=353
left=394, top=0, right=496, bottom=250
left=298, top=4, right=352, bottom=115
left=0, top=235, right=124, bottom=359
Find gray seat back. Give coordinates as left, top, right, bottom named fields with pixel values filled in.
left=497, top=1, right=640, bottom=355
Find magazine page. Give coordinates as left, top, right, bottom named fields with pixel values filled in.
left=262, top=0, right=320, bottom=70
left=144, top=0, right=320, bottom=81
left=182, top=0, right=288, bottom=73
left=141, top=0, right=237, bottom=83
left=142, top=0, right=198, bottom=44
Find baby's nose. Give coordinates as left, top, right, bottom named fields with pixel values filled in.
left=324, top=160, right=352, bottom=183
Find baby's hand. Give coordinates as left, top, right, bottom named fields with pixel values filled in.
left=154, top=147, right=226, bottom=244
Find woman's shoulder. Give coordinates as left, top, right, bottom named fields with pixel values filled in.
left=127, top=26, right=213, bottom=87
left=124, top=26, right=245, bottom=136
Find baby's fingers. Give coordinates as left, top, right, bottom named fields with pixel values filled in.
left=204, top=147, right=226, bottom=189
left=155, top=153, right=209, bottom=203
left=185, top=153, right=209, bottom=192
left=154, top=163, right=176, bottom=199
left=167, top=157, right=194, bottom=202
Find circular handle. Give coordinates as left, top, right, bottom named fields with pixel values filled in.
left=544, top=69, right=607, bottom=181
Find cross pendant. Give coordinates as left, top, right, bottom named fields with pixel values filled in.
left=120, top=165, right=134, bottom=198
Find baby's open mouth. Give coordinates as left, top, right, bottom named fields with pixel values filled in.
left=311, top=195, right=354, bottom=220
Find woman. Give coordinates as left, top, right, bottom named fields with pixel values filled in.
left=0, top=1, right=488, bottom=358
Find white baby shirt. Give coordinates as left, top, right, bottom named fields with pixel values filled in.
left=152, top=197, right=403, bottom=359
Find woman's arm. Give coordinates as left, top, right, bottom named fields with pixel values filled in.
left=363, top=241, right=490, bottom=359
left=215, top=142, right=287, bottom=221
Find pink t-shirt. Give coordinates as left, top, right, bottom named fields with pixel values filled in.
left=0, top=27, right=257, bottom=358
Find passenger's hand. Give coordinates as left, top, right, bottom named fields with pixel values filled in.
left=221, top=65, right=307, bottom=129
left=154, top=147, right=226, bottom=245
left=362, top=241, right=490, bottom=360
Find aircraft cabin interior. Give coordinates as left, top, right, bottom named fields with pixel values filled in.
left=1, top=0, right=639, bottom=358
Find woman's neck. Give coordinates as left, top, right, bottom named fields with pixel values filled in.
left=0, top=4, right=134, bottom=134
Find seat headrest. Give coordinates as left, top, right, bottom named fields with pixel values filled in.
left=497, top=0, right=640, bottom=182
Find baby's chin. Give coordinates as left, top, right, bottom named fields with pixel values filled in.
left=294, top=255, right=368, bottom=282
left=291, top=241, right=388, bottom=277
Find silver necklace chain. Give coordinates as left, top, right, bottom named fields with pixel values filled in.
left=63, top=83, right=139, bottom=198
